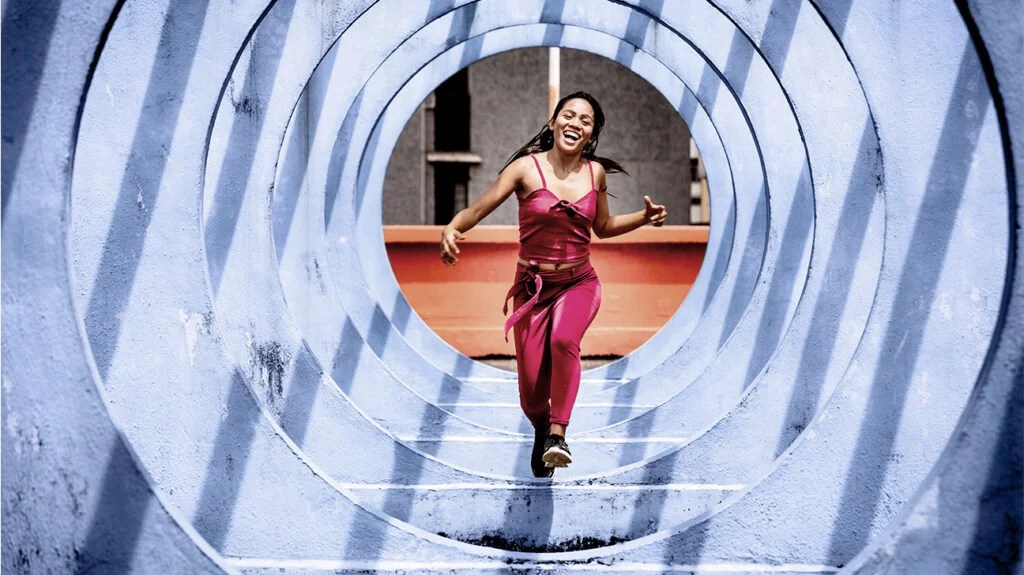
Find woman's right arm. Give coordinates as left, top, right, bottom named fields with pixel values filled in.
left=440, top=158, right=526, bottom=265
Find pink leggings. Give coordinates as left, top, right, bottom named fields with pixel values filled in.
left=504, top=261, right=601, bottom=428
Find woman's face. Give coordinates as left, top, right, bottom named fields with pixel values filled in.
left=549, top=98, right=595, bottom=155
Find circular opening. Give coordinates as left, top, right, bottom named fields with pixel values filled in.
left=382, top=47, right=708, bottom=371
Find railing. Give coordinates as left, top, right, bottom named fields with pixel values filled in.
left=384, top=225, right=709, bottom=357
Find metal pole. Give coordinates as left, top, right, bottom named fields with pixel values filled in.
left=548, top=47, right=560, bottom=118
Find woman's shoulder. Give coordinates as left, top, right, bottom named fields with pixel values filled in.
left=510, top=154, right=537, bottom=170
left=504, top=155, right=536, bottom=180
left=498, top=155, right=536, bottom=195
left=587, top=158, right=607, bottom=188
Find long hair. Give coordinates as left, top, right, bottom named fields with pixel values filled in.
left=500, top=91, right=629, bottom=176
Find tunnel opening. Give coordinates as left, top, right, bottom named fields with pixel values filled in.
left=382, top=47, right=710, bottom=371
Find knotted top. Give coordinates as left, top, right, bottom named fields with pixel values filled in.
left=517, top=155, right=598, bottom=264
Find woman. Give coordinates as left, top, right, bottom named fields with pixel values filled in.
left=440, top=91, right=667, bottom=477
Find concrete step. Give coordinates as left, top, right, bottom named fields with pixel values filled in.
left=434, top=401, right=658, bottom=430
left=229, top=559, right=840, bottom=574
left=346, top=481, right=741, bottom=550
left=400, top=435, right=688, bottom=477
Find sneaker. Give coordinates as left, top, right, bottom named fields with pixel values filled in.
left=541, top=434, right=572, bottom=468
left=531, top=428, right=554, bottom=477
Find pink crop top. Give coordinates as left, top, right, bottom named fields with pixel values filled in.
left=517, top=155, right=598, bottom=264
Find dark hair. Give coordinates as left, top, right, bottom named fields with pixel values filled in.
left=500, top=91, right=629, bottom=177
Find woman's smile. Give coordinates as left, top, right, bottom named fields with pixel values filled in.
left=551, top=98, right=594, bottom=152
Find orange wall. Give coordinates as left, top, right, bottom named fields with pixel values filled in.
left=384, top=225, right=708, bottom=357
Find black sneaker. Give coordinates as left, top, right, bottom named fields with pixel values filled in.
left=541, top=434, right=572, bottom=468
left=531, top=428, right=554, bottom=477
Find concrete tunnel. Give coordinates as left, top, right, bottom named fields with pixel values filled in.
left=2, top=0, right=1021, bottom=573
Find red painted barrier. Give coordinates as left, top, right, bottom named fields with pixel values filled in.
left=384, top=225, right=708, bottom=357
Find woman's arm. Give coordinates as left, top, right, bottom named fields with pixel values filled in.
left=591, top=164, right=668, bottom=239
left=440, top=157, right=526, bottom=265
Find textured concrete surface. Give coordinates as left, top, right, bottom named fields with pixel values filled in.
left=2, top=0, right=1020, bottom=573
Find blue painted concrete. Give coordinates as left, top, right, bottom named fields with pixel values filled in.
left=279, top=14, right=759, bottom=423
left=2, top=0, right=1020, bottom=573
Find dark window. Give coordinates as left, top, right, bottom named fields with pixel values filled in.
left=433, top=164, right=469, bottom=225
left=433, top=69, right=471, bottom=224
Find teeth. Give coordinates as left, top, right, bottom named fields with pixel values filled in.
left=564, top=132, right=580, bottom=142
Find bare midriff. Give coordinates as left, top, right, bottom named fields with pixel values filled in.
left=517, top=257, right=589, bottom=271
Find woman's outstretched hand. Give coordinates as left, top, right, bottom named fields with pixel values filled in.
left=440, top=225, right=465, bottom=265
left=643, top=196, right=668, bottom=227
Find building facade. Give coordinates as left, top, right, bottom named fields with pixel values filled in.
left=382, top=48, right=702, bottom=226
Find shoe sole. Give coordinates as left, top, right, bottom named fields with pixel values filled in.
left=542, top=446, right=572, bottom=468
left=531, top=466, right=555, bottom=478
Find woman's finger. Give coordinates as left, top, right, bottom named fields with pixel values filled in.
left=441, top=233, right=456, bottom=254
left=440, top=249, right=458, bottom=265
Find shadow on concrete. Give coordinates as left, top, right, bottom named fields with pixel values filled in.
left=812, top=0, right=854, bottom=40
left=774, top=121, right=880, bottom=457
left=191, top=370, right=261, bottom=550
left=324, top=91, right=363, bottom=227
left=625, top=449, right=678, bottom=540
left=674, top=86, right=736, bottom=315
left=455, top=483, right=554, bottom=551
left=330, top=317, right=363, bottom=395
left=615, top=2, right=662, bottom=69
left=280, top=344, right=325, bottom=447
left=717, top=188, right=767, bottom=347
left=700, top=187, right=736, bottom=315
left=1, top=0, right=63, bottom=219
left=740, top=165, right=813, bottom=390
left=541, top=0, right=567, bottom=46
left=84, top=0, right=210, bottom=379
left=957, top=0, right=1023, bottom=567
left=759, top=0, right=802, bottom=76
left=965, top=367, right=1023, bottom=570
left=80, top=439, right=154, bottom=572
left=272, top=62, right=333, bottom=262
left=390, top=289, right=413, bottom=335
left=338, top=7, right=490, bottom=559
left=204, top=0, right=296, bottom=294
left=826, top=42, right=990, bottom=563
left=658, top=0, right=804, bottom=561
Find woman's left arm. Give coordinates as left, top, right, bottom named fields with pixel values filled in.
left=591, top=165, right=668, bottom=239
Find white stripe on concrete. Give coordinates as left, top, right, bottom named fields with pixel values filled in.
left=333, top=482, right=744, bottom=491
left=224, top=558, right=840, bottom=572
left=399, top=436, right=689, bottom=444
left=436, top=402, right=657, bottom=409
left=463, top=377, right=630, bottom=384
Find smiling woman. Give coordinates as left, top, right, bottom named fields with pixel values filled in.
left=382, top=48, right=706, bottom=478
left=441, top=89, right=672, bottom=476
left=383, top=48, right=705, bottom=356
left=382, top=49, right=707, bottom=363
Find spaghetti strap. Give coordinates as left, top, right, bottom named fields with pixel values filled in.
left=531, top=155, right=547, bottom=189
left=586, top=159, right=595, bottom=191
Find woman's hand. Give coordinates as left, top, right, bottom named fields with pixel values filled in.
left=643, top=196, right=668, bottom=227
left=440, top=225, right=465, bottom=265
